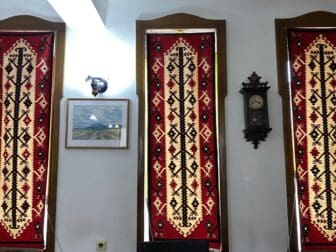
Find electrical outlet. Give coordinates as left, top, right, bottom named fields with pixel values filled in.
left=96, top=240, right=107, bottom=251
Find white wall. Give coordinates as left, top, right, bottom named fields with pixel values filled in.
left=1, top=0, right=336, bottom=252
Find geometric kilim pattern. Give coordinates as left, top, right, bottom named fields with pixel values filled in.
left=288, top=29, right=336, bottom=250
left=0, top=32, right=54, bottom=249
left=147, top=33, right=221, bottom=250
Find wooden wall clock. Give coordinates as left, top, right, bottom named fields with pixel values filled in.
left=240, top=72, right=272, bottom=149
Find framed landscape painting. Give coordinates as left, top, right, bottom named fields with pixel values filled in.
left=66, top=99, right=129, bottom=148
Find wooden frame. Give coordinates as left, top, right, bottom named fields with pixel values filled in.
left=0, top=16, right=65, bottom=252
left=275, top=11, right=336, bottom=252
left=136, top=13, right=228, bottom=252
left=66, top=99, right=129, bottom=149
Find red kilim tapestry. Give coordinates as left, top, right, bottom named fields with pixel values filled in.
left=288, top=29, right=336, bottom=250
left=147, top=32, right=221, bottom=250
left=0, top=32, right=54, bottom=249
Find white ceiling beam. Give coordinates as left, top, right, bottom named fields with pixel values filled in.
left=47, top=0, right=105, bottom=30
left=92, top=0, right=108, bottom=25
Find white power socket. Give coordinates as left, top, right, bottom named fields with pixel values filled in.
left=96, top=240, right=107, bottom=251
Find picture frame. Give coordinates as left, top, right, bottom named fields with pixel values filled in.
left=66, top=98, right=129, bottom=148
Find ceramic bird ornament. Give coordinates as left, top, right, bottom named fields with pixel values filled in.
left=86, top=75, right=108, bottom=96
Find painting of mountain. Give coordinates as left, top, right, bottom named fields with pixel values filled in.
left=72, top=105, right=123, bottom=140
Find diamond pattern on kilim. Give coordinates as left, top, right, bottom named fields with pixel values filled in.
left=0, top=32, right=54, bottom=249
left=289, top=30, right=336, bottom=250
left=148, top=33, right=221, bottom=250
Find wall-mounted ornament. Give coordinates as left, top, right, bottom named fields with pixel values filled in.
left=86, top=75, right=108, bottom=96
left=239, top=72, right=272, bottom=149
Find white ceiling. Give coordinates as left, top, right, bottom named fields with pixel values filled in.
left=0, top=0, right=107, bottom=25
left=0, top=0, right=60, bottom=21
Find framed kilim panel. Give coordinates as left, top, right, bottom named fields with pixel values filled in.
left=276, top=11, right=336, bottom=252
left=136, top=13, right=228, bottom=252
left=0, top=16, right=65, bottom=251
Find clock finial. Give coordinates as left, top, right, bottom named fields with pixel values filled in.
left=242, top=71, right=269, bottom=89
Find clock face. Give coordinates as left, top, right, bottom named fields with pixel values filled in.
left=248, top=94, right=264, bottom=109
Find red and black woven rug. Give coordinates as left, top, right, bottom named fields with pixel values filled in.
left=0, top=32, right=54, bottom=249
left=288, top=29, right=336, bottom=250
left=147, top=32, right=221, bottom=250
